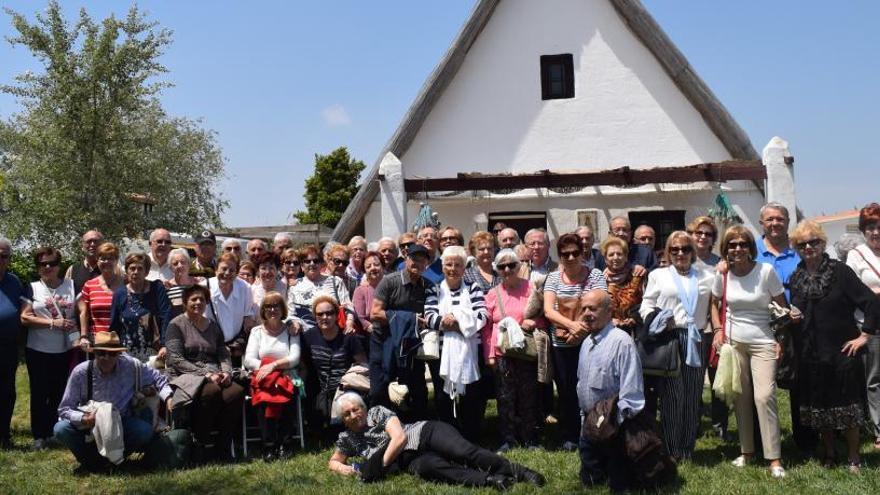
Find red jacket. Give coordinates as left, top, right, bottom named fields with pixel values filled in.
left=250, top=358, right=295, bottom=419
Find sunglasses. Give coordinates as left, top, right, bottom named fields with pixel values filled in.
left=332, top=258, right=349, bottom=265
left=38, top=260, right=61, bottom=268
left=559, top=250, right=581, bottom=260
left=727, top=241, right=750, bottom=250
left=264, top=304, right=282, bottom=311
left=400, top=242, right=414, bottom=250
left=303, top=258, right=321, bottom=265
left=440, top=236, right=458, bottom=243
left=669, top=246, right=693, bottom=255
left=796, top=239, right=822, bottom=250
left=693, top=230, right=714, bottom=238
left=283, top=260, right=300, bottom=266
left=93, top=351, right=119, bottom=358
left=315, top=310, right=337, bottom=318
left=497, top=262, right=518, bottom=271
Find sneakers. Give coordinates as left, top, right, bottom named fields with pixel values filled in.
left=485, top=474, right=515, bottom=491
left=731, top=455, right=748, bottom=468
left=770, top=465, right=786, bottom=478
left=511, top=464, right=546, bottom=487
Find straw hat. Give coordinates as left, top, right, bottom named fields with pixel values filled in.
left=90, top=331, right=127, bottom=353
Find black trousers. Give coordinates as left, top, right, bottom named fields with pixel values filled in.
left=496, top=357, right=539, bottom=445
left=579, top=429, right=632, bottom=492
left=25, top=348, right=71, bottom=440
left=368, top=331, right=391, bottom=409
left=0, top=344, right=17, bottom=442
left=402, top=420, right=516, bottom=487
left=256, top=403, right=295, bottom=447
left=551, top=343, right=583, bottom=443
left=193, top=381, right=244, bottom=447
left=701, top=335, right=728, bottom=430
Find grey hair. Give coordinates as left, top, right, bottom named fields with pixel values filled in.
left=574, top=226, right=593, bottom=237
left=499, top=228, right=520, bottom=244
left=332, top=391, right=366, bottom=420
left=322, top=241, right=340, bottom=255
left=367, top=242, right=379, bottom=252
left=0, top=237, right=11, bottom=252
left=348, top=236, right=367, bottom=248
left=634, top=224, right=655, bottom=235
left=835, top=233, right=863, bottom=260
left=524, top=228, right=548, bottom=244
left=494, top=248, right=520, bottom=266
left=588, top=288, right=612, bottom=310
left=168, top=248, right=190, bottom=264
left=440, top=245, right=468, bottom=265
left=610, top=216, right=632, bottom=229
left=149, top=228, right=170, bottom=242
left=220, top=238, right=239, bottom=249
left=760, top=202, right=790, bottom=220
left=273, top=232, right=293, bottom=244
left=247, top=238, right=268, bottom=249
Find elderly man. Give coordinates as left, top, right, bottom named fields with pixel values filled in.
left=575, top=226, right=605, bottom=271
left=377, top=237, right=400, bottom=272
left=66, top=230, right=104, bottom=294
left=608, top=216, right=657, bottom=276
left=415, top=226, right=444, bottom=284
left=0, top=238, right=30, bottom=449
left=273, top=232, right=294, bottom=257
left=54, top=331, right=172, bottom=472
left=220, top=238, right=243, bottom=257
left=576, top=289, right=645, bottom=490
left=190, top=230, right=217, bottom=277
left=370, top=244, right=437, bottom=413
left=633, top=225, right=656, bottom=248
left=519, top=228, right=557, bottom=282
left=146, top=228, right=174, bottom=282
left=497, top=228, right=520, bottom=250
left=246, top=238, right=268, bottom=261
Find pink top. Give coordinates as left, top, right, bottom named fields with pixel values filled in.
left=482, top=280, right=546, bottom=360
left=352, top=283, right=376, bottom=334
left=81, top=276, right=114, bottom=334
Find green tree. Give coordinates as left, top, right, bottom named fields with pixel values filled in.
left=294, top=147, right=365, bottom=228
left=0, top=2, right=227, bottom=253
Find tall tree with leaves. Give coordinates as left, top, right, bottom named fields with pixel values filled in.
left=0, top=2, right=227, bottom=252
left=294, top=147, right=365, bottom=228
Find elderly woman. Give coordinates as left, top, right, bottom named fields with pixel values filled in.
left=710, top=226, right=789, bottom=478
left=206, top=253, right=256, bottom=362
left=346, top=236, right=368, bottom=286
left=464, top=230, right=500, bottom=291
left=78, top=242, right=124, bottom=346
left=288, top=245, right=352, bottom=328
left=244, top=292, right=302, bottom=460
left=301, top=295, right=366, bottom=431
left=639, top=232, right=713, bottom=461
left=325, top=244, right=357, bottom=295
left=438, top=226, right=465, bottom=255
left=279, top=248, right=301, bottom=289
left=376, top=237, right=400, bottom=273
left=543, top=233, right=607, bottom=451
left=846, top=203, right=880, bottom=450
left=165, top=248, right=206, bottom=319
left=423, top=245, right=489, bottom=443
left=20, top=247, right=76, bottom=450
left=790, top=220, right=879, bottom=472
left=482, top=248, right=543, bottom=451
left=238, top=261, right=256, bottom=285
left=329, top=392, right=544, bottom=489
left=166, top=285, right=245, bottom=461
left=352, top=251, right=383, bottom=340
left=250, top=251, right=287, bottom=318
left=109, top=253, right=171, bottom=363
left=601, top=237, right=645, bottom=335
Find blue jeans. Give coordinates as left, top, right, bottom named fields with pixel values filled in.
left=54, top=415, right=154, bottom=468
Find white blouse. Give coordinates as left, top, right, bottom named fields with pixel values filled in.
left=640, top=266, right=714, bottom=331
left=243, top=324, right=301, bottom=372
left=846, top=244, right=880, bottom=325
left=206, top=277, right=255, bottom=342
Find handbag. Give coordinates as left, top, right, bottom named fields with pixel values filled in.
left=712, top=272, right=741, bottom=404
left=635, top=310, right=681, bottom=377
left=553, top=273, right=588, bottom=343
left=494, top=286, right=537, bottom=361
left=582, top=395, right=620, bottom=445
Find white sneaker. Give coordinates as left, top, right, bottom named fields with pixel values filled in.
left=731, top=455, right=748, bottom=468
left=771, top=466, right=786, bottom=478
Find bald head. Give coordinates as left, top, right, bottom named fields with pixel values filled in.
left=497, top=228, right=520, bottom=249
left=582, top=288, right=612, bottom=332
left=81, top=230, right=104, bottom=258
left=247, top=238, right=268, bottom=260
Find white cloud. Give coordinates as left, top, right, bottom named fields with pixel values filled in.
left=321, top=104, right=351, bottom=127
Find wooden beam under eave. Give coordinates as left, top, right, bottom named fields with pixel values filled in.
left=403, top=161, right=765, bottom=193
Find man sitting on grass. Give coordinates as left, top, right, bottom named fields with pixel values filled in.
left=55, top=331, right=172, bottom=473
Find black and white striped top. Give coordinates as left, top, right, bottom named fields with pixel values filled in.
left=423, top=281, right=489, bottom=335
left=335, top=406, right=425, bottom=460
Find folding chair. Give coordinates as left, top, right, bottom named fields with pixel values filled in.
left=240, top=393, right=305, bottom=458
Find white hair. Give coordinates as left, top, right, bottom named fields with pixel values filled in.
left=835, top=233, right=863, bottom=260
left=494, top=248, right=520, bottom=266
left=760, top=202, right=790, bottom=220
left=149, top=228, right=170, bottom=242
left=367, top=242, right=379, bottom=252
left=440, top=245, right=468, bottom=265
left=523, top=228, right=548, bottom=244
left=273, top=232, right=293, bottom=244
left=168, top=248, right=190, bottom=264
left=332, top=391, right=366, bottom=420
left=347, top=236, right=367, bottom=248
left=220, top=238, right=239, bottom=249
left=378, top=236, right=395, bottom=245
left=498, top=228, right=520, bottom=243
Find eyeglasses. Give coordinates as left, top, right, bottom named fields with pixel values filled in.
left=727, top=241, right=750, bottom=250
left=93, top=351, right=119, bottom=358
left=264, top=304, right=282, bottom=311
left=84, top=239, right=102, bottom=245
left=399, top=242, right=414, bottom=250
left=283, top=260, right=300, bottom=266
left=669, top=246, right=693, bottom=255
left=303, top=258, right=321, bottom=265
left=224, top=246, right=241, bottom=252
left=497, top=262, right=518, bottom=271
left=315, top=310, right=337, bottom=318
left=440, top=236, right=458, bottom=243
left=258, top=265, right=277, bottom=272
left=796, top=239, right=822, bottom=250
left=332, top=258, right=349, bottom=265
left=864, top=224, right=880, bottom=233
left=559, top=250, right=581, bottom=260
left=154, top=239, right=172, bottom=245
left=417, top=234, right=436, bottom=241
left=38, top=260, right=61, bottom=268
left=693, top=230, right=714, bottom=238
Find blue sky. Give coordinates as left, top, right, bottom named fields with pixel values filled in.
left=1, top=1, right=877, bottom=228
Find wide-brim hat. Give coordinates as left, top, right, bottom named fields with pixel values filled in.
left=90, top=331, right=127, bottom=352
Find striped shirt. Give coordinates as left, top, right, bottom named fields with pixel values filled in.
left=81, top=277, right=115, bottom=334
left=424, top=281, right=489, bottom=335
left=463, top=266, right=501, bottom=292
left=300, top=328, right=363, bottom=405
left=335, top=406, right=425, bottom=460
left=544, top=269, right=607, bottom=347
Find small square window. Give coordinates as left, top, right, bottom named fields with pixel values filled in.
left=540, top=54, right=574, bottom=100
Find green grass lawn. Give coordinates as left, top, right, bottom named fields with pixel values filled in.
left=2, top=365, right=879, bottom=494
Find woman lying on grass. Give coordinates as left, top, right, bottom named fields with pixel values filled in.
left=328, top=392, right=545, bottom=490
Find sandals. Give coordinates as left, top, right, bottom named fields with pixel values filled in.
left=848, top=460, right=863, bottom=475
left=770, top=465, right=786, bottom=478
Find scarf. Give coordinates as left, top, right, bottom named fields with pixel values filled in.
left=437, top=281, right=481, bottom=407
left=790, top=254, right=835, bottom=300
left=670, top=266, right=701, bottom=367
left=605, top=264, right=632, bottom=286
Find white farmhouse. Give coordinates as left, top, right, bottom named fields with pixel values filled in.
left=332, top=0, right=796, bottom=248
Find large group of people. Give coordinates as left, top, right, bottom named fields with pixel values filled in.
left=1, top=199, right=880, bottom=490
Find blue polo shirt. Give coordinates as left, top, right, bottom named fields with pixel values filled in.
left=422, top=257, right=444, bottom=285
left=754, top=236, right=800, bottom=302
left=0, top=272, right=30, bottom=344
